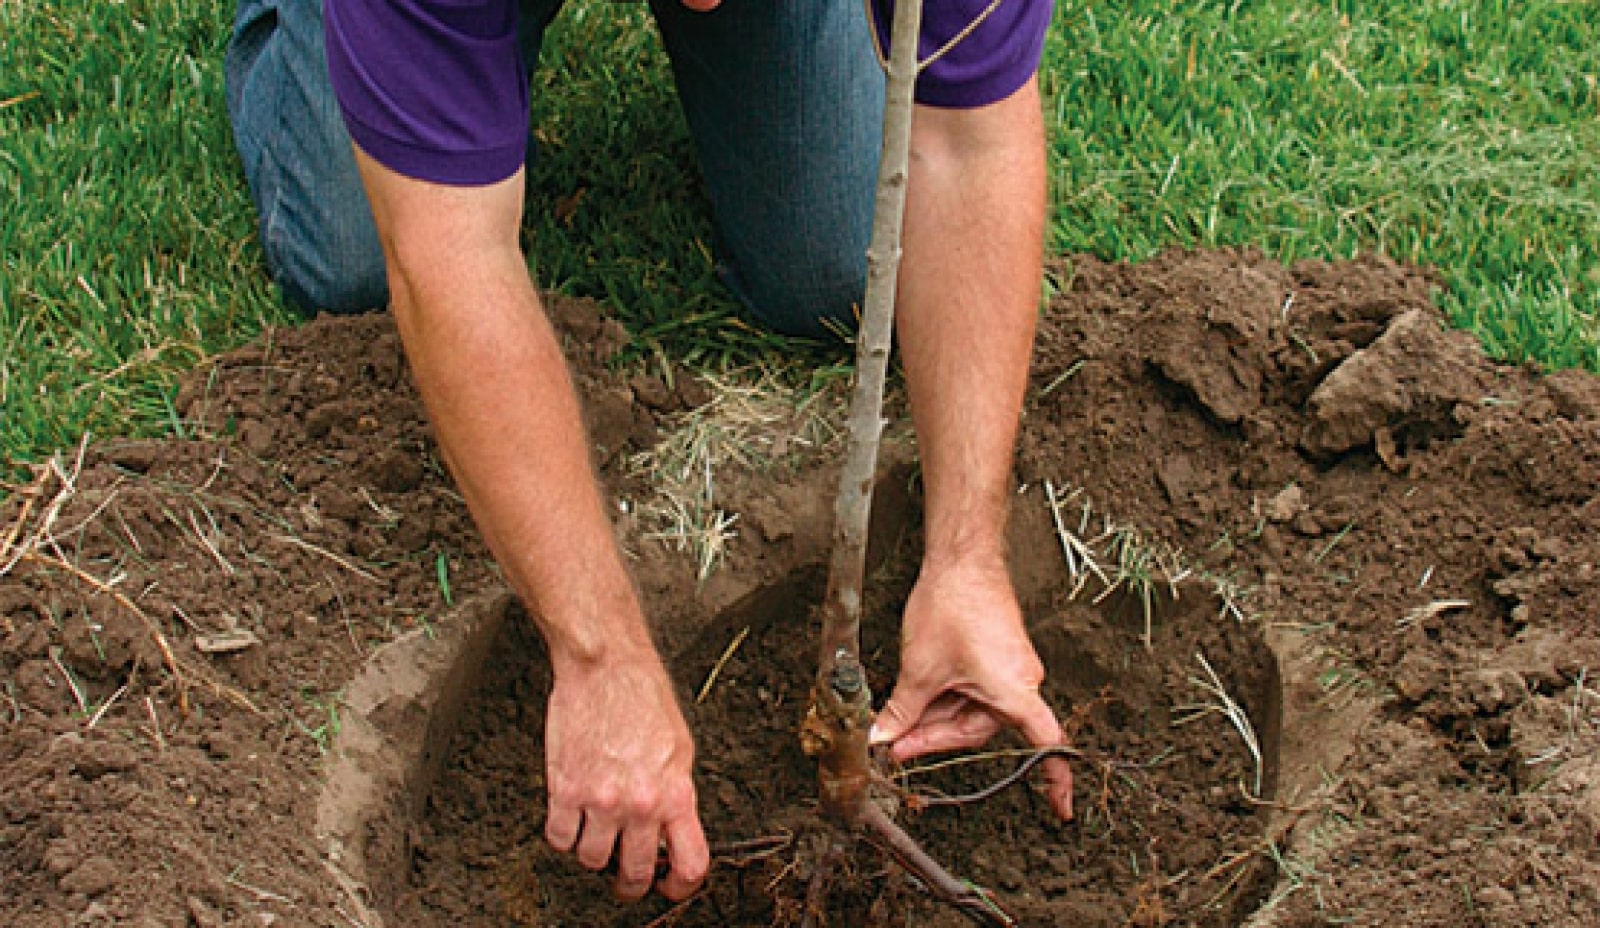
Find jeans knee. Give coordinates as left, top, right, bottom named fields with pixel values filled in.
left=726, top=246, right=866, bottom=341
left=267, top=219, right=388, bottom=316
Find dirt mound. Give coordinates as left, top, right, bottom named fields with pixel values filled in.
left=1023, top=249, right=1600, bottom=925
left=2, top=249, right=1597, bottom=926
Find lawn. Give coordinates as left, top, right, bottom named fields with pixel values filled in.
left=2, top=0, right=1597, bottom=470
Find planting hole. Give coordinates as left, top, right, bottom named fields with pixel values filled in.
left=365, top=496, right=1284, bottom=928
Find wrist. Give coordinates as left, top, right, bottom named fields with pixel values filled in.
left=920, top=541, right=1008, bottom=577
left=515, top=564, right=660, bottom=673
left=920, top=484, right=1012, bottom=572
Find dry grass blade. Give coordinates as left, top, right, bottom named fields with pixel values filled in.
left=696, top=625, right=750, bottom=705
left=48, top=646, right=92, bottom=715
left=1396, top=598, right=1471, bottom=628
left=1043, top=480, right=1108, bottom=591
left=268, top=533, right=379, bottom=582
left=629, top=367, right=840, bottom=580
left=144, top=695, right=166, bottom=752
left=187, top=506, right=236, bottom=574
left=22, top=549, right=261, bottom=715
left=86, top=681, right=131, bottom=729
left=1176, top=651, right=1264, bottom=798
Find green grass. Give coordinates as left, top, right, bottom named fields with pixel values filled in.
left=1041, top=0, right=1600, bottom=370
left=3, top=0, right=1597, bottom=471
left=1, top=1, right=284, bottom=466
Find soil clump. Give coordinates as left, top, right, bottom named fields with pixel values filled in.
left=2, top=248, right=1597, bottom=926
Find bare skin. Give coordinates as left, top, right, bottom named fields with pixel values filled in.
left=871, top=78, right=1075, bottom=820
left=346, top=0, right=1067, bottom=900
left=350, top=153, right=708, bottom=902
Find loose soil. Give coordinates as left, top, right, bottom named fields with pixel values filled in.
left=3, top=249, right=1598, bottom=927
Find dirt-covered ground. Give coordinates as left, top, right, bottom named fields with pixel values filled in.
left=3, top=249, right=1597, bottom=926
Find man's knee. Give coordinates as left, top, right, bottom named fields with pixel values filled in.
left=724, top=242, right=867, bottom=341
left=265, top=214, right=388, bottom=316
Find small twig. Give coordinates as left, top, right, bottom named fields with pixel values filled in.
left=917, top=0, right=1005, bottom=71
left=696, top=626, right=750, bottom=705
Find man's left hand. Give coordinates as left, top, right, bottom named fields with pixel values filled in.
left=870, top=556, right=1074, bottom=819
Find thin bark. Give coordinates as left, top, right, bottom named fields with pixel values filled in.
left=861, top=804, right=1018, bottom=927
left=803, top=4, right=1022, bottom=926
left=812, top=0, right=923, bottom=824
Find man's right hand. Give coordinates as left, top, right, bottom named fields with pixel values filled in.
left=543, top=650, right=709, bottom=902
left=346, top=149, right=708, bottom=902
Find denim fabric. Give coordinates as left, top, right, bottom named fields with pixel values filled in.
left=225, top=0, right=882, bottom=337
left=225, top=0, right=388, bottom=314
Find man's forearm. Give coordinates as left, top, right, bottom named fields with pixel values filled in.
left=352, top=151, right=654, bottom=669
left=897, top=79, right=1046, bottom=564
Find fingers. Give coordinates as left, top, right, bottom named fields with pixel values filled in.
left=657, top=809, right=711, bottom=901
left=880, top=685, right=1077, bottom=821
left=574, top=808, right=621, bottom=871
left=545, top=796, right=581, bottom=853
left=547, top=784, right=708, bottom=903
left=888, top=705, right=1001, bottom=760
left=871, top=681, right=940, bottom=746
left=613, top=822, right=661, bottom=902
left=1012, top=693, right=1075, bottom=821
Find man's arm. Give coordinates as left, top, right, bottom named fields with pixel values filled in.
left=349, top=149, right=709, bottom=901
left=871, top=77, right=1075, bottom=818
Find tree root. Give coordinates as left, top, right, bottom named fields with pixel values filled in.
left=905, top=745, right=1082, bottom=810
left=859, top=802, right=1017, bottom=926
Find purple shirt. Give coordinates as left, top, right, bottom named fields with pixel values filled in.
left=869, top=0, right=1053, bottom=109
left=327, top=0, right=1052, bottom=187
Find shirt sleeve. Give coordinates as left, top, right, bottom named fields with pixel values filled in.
left=325, top=0, right=528, bottom=186
left=870, top=0, right=1054, bottom=109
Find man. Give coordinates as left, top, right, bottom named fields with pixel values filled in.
left=226, top=0, right=1070, bottom=905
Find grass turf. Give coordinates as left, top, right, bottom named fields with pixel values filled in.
left=2, top=0, right=1597, bottom=470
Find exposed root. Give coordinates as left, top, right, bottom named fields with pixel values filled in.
left=904, top=745, right=1080, bottom=810
left=798, top=836, right=845, bottom=928
left=859, top=803, right=1017, bottom=926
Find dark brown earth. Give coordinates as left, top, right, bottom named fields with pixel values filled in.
left=2, top=249, right=1598, bottom=927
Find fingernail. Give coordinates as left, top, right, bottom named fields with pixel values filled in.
left=868, top=723, right=887, bottom=745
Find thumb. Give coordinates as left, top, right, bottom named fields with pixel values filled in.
left=870, top=684, right=935, bottom=746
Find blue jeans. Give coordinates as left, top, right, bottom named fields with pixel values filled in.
left=225, top=0, right=884, bottom=338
